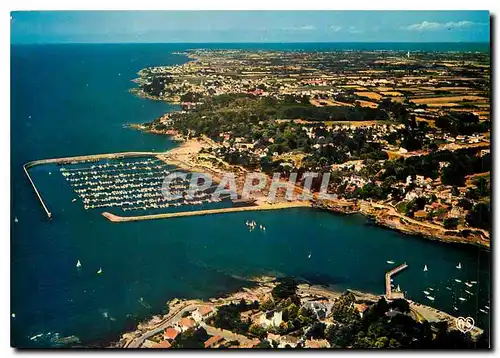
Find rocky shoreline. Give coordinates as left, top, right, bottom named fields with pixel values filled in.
left=313, top=199, right=490, bottom=249
left=108, top=276, right=484, bottom=349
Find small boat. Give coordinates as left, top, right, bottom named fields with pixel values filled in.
left=14, top=217, right=18, bottom=223
left=308, top=253, right=311, bottom=259
left=485, top=305, right=490, bottom=310
left=459, top=297, right=466, bottom=301
left=97, top=268, right=103, bottom=274
left=428, top=287, right=434, bottom=291
left=423, top=290, right=430, bottom=295
left=72, top=198, right=77, bottom=203
left=465, top=290, right=474, bottom=296
left=465, top=282, right=473, bottom=287
left=49, top=172, right=52, bottom=175
left=446, top=287, right=452, bottom=291
left=470, top=281, right=478, bottom=284
left=456, top=262, right=462, bottom=269
left=453, top=306, right=458, bottom=311
left=387, top=260, right=395, bottom=264
left=426, top=296, right=435, bottom=301
left=76, top=260, right=82, bottom=268
left=455, top=279, right=462, bottom=283
left=423, top=265, right=428, bottom=272
left=30, top=333, right=44, bottom=341
left=396, top=285, right=401, bottom=291
left=479, top=309, right=488, bottom=314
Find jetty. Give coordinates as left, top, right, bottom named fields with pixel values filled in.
left=23, top=151, right=161, bottom=218
left=102, top=201, right=310, bottom=223
left=385, top=263, right=408, bottom=300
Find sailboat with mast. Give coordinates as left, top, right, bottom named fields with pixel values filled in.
left=456, top=262, right=462, bottom=269
left=76, top=260, right=82, bottom=268
left=423, top=264, right=428, bottom=272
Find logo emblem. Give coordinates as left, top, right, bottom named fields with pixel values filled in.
left=456, top=316, right=474, bottom=333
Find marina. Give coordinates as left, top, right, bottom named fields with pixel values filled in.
left=11, top=42, right=491, bottom=348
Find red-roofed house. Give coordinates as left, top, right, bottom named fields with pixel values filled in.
left=192, top=306, right=214, bottom=323
left=164, top=327, right=179, bottom=340
left=204, top=335, right=224, bottom=348
left=152, top=340, right=172, bottom=349
left=305, top=339, right=329, bottom=348
left=354, top=303, right=370, bottom=318
left=177, top=317, right=196, bottom=331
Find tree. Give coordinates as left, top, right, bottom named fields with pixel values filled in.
left=306, top=321, right=326, bottom=339
left=172, top=327, right=209, bottom=348
left=443, top=217, right=459, bottom=230
left=272, top=278, right=298, bottom=301
left=248, top=324, right=267, bottom=339
left=466, top=203, right=491, bottom=230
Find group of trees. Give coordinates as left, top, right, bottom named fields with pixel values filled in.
left=171, top=327, right=209, bottom=348
left=379, top=148, right=490, bottom=187
left=142, top=75, right=173, bottom=96
left=209, top=299, right=259, bottom=335
left=435, top=112, right=489, bottom=136
left=324, top=294, right=489, bottom=349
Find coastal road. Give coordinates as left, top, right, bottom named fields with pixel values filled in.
left=125, top=303, right=204, bottom=348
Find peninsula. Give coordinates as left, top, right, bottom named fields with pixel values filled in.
left=112, top=276, right=488, bottom=349
left=131, top=49, right=491, bottom=248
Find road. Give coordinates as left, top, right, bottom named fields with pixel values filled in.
left=125, top=303, right=204, bottom=348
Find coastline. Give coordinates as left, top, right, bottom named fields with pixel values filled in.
left=110, top=276, right=484, bottom=348
left=127, top=124, right=490, bottom=249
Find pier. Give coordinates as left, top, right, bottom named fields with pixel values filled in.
left=102, top=201, right=310, bottom=222
left=23, top=163, right=52, bottom=219
left=23, top=151, right=161, bottom=218
left=385, top=263, right=408, bottom=300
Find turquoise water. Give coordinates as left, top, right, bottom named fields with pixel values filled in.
left=11, top=43, right=491, bottom=348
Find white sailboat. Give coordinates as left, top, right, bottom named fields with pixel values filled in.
left=423, top=290, right=430, bottom=295
left=396, top=285, right=401, bottom=292
left=455, top=279, right=462, bottom=283
left=423, top=265, right=428, bottom=272
left=456, top=262, right=462, bottom=269
left=308, top=253, right=312, bottom=259
left=465, top=282, right=473, bottom=287
left=76, top=260, right=82, bottom=268
left=479, top=309, right=488, bottom=314
left=14, top=217, right=18, bottom=223
left=97, top=267, right=103, bottom=274
left=387, top=260, right=395, bottom=264
left=426, top=296, right=435, bottom=301
left=459, top=297, right=466, bottom=301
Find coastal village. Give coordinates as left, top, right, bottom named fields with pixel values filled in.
left=132, top=49, right=490, bottom=248
left=115, top=276, right=486, bottom=349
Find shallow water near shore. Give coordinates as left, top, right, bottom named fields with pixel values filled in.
left=11, top=43, right=491, bottom=348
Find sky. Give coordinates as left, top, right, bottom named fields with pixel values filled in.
left=11, top=11, right=490, bottom=44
